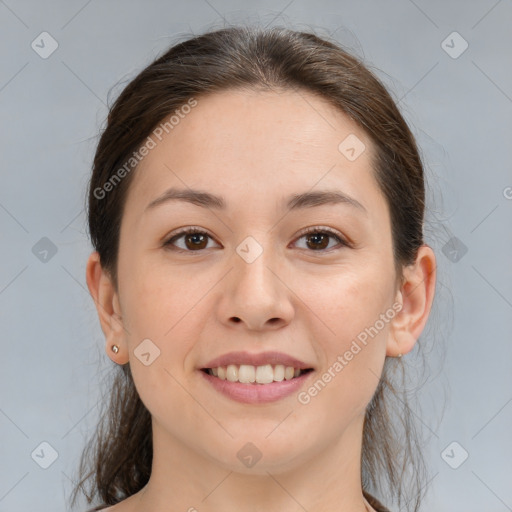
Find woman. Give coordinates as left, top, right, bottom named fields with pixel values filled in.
left=73, top=25, right=436, bottom=512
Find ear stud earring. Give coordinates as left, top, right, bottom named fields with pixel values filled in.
left=111, top=345, right=120, bottom=354
left=397, top=353, right=402, bottom=358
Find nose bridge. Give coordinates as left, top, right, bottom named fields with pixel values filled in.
left=233, top=233, right=279, bottom=302
left=218, top=232, right=294, bottom=330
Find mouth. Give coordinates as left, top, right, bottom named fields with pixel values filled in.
left=199, top=351, right=316, bottom=403
left=200, top=364, right=314, bottom=385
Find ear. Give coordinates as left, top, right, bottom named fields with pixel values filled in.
left=85, top=251, right=129, bottom=364
left=387, top=244, right=436, bottom=357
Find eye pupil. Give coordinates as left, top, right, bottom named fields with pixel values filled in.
left=186, top=233, right=207, bottom=249
left=306, top=233, right=329, bottom=250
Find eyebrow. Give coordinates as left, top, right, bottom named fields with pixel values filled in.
left=144, top=187, right=367, bottom=215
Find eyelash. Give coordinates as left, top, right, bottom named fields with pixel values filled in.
left=162, top=226, right=350, bottom=254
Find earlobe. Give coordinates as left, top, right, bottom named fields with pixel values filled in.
left=387, top=245, right=436, bottom=357
left=85, top=251, right=129, bottom=364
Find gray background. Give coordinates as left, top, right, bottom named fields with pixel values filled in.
left=1, top=1, right=511, bottom=511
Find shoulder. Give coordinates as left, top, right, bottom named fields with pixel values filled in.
left=84, top=494, right=137, bottom=511
left=365, top=492, right=393, bottom=512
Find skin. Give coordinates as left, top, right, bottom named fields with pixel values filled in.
left=86, top=88, right=436, bottom=512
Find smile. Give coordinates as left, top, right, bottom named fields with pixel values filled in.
left=202, top=364, right=313, bottom=384
left=199, top=366, right=315, bottom=404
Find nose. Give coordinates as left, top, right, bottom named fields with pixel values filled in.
left=216, top=240, right=295, bottom=332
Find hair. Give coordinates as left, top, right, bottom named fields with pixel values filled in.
left=73, top=24, right=432, bottom=512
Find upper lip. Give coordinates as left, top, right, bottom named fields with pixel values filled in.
left=201, top=351, right=314, bottom=370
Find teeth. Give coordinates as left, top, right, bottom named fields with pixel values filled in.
left=238, top=364, right=255, bottom=383
left=255, top=364, right=273, bottom=384
left=274, top=364, right=285, bottom=381
left=208, top=364, right=307, bottom=384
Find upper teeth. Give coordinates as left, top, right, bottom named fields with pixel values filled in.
left=209, top=364, right=302, bottom=384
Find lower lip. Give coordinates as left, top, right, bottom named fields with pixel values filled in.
left=199, top=370, right=314, bottom=404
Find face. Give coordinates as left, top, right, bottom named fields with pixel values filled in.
left=109, top=88, right=404, bottom=473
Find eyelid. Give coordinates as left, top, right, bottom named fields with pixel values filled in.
left=163, top=225, right=351, bottom=252
left=293, top=225, right=350, bottom=248
left=163, top=226, right=220, bottom=251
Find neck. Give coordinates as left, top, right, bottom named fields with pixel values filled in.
left=124, top=414, right=371, bottom=512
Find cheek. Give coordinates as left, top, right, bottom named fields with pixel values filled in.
left=119, top=256, right=198, bottom=339
left=298, top=262, right=392, bottom=395
left=298, top=284, right=392, bottom=422
left=303, top=262, right=394, bottom=344
left=129, top=356, right=204, bottom=446
left=123, top=271, right=202, bottom=431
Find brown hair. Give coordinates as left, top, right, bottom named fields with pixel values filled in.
left=73, top=24, right=430, bottom=511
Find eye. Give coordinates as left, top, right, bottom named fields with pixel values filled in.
left=163, top=227, right=220, bottom=252
left=163, top=226, right=350, bottom=254
left=293, top=226, right=349, bottom=252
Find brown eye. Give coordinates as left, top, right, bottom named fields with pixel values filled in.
left=305, top=232, right=330, bottom=250
left=183, top=232, right=208, bottom=250
left=163, top=228, right=219, bottom=252
left=294, top=227, right=348, bottom=252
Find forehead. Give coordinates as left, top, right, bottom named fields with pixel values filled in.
left=125, top=88, right=384, bottom=216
